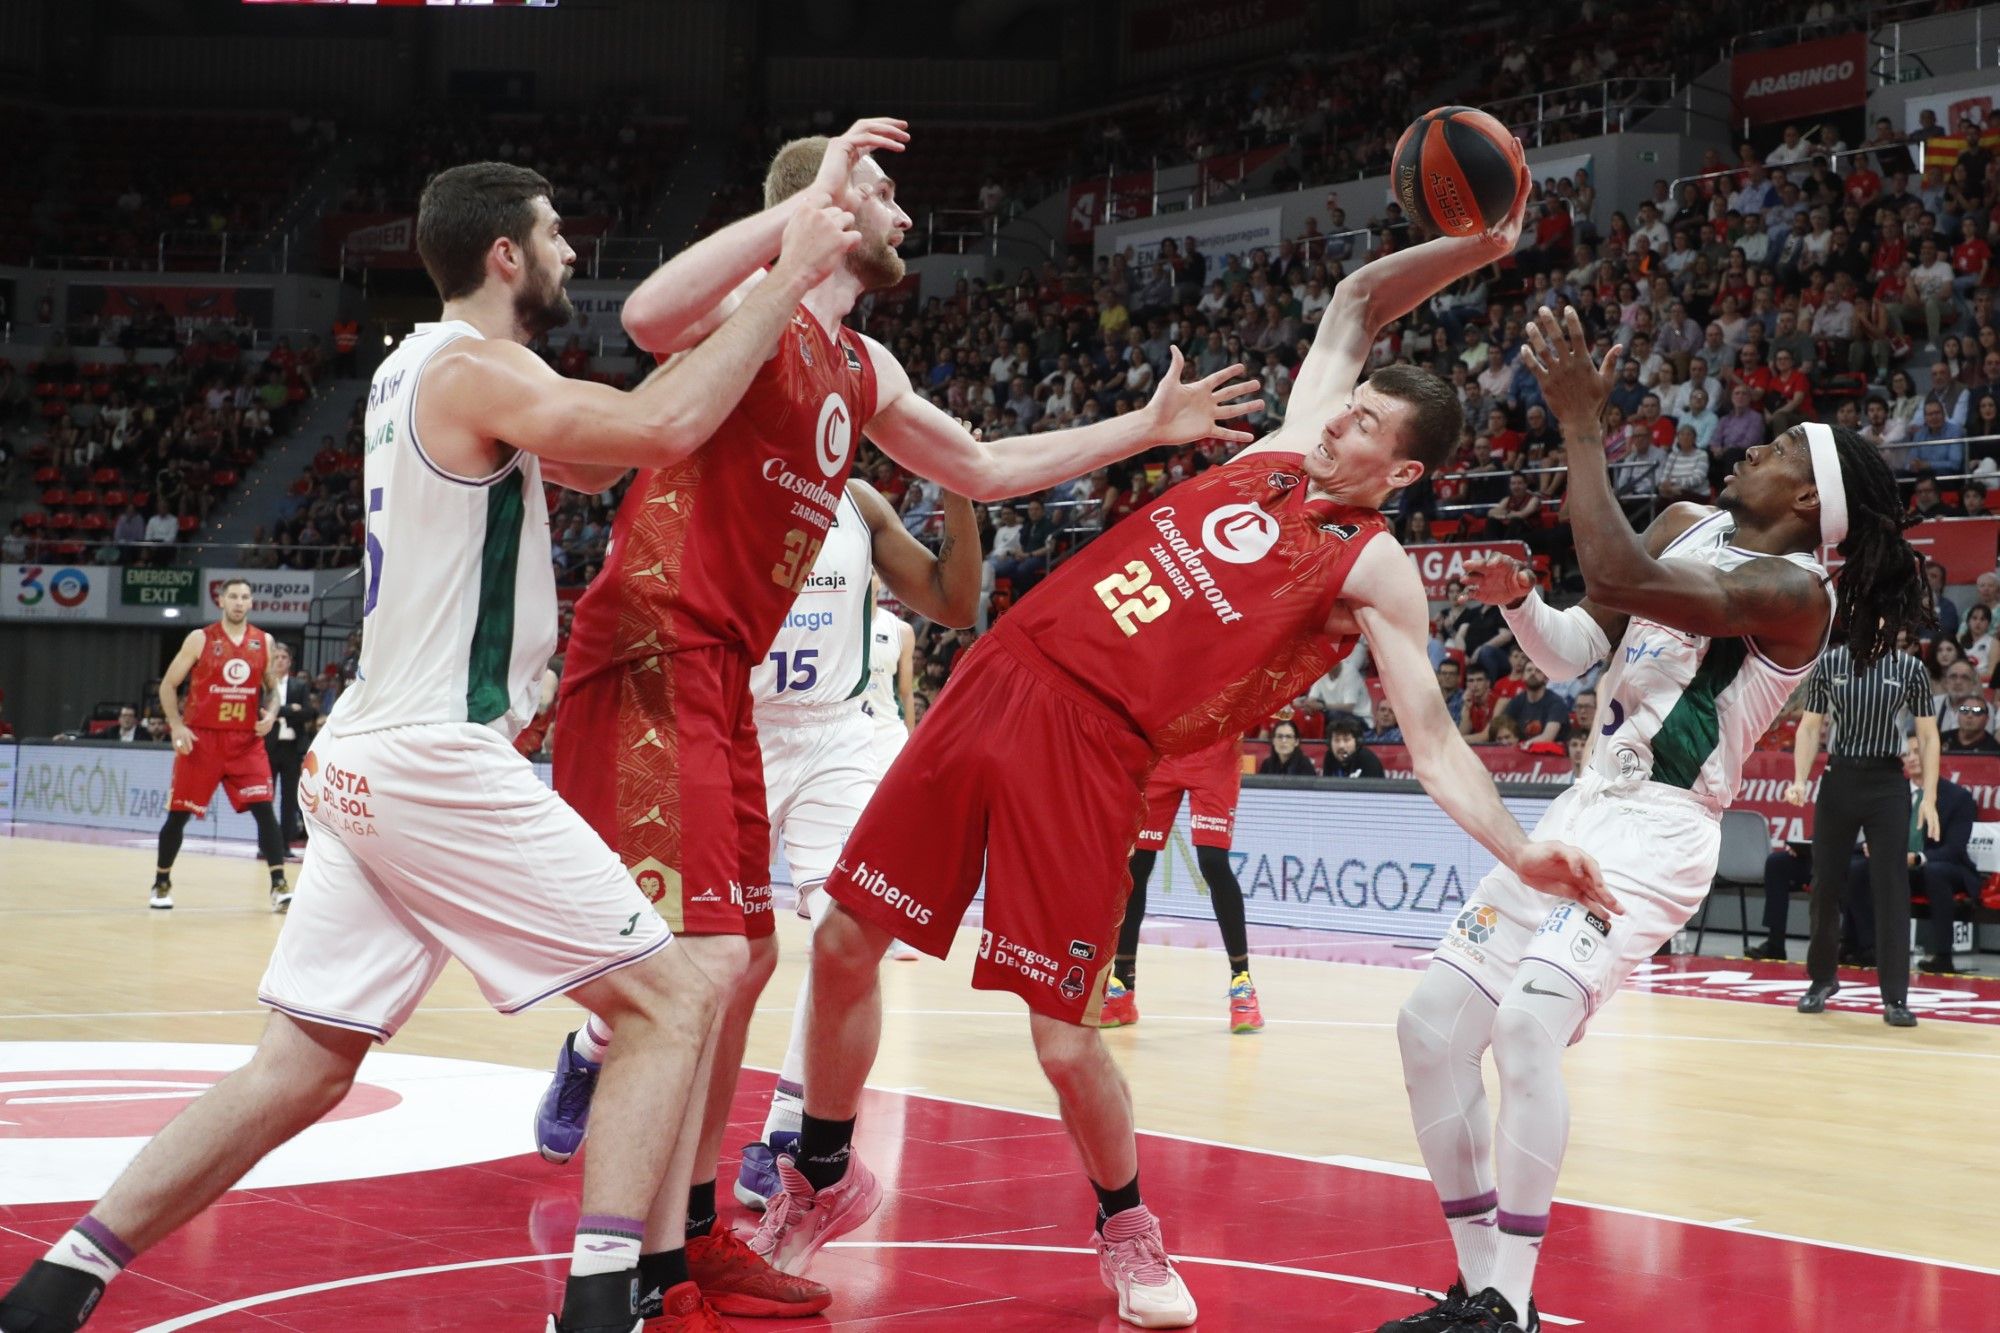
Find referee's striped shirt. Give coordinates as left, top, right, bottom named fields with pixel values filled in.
left=1802, top=647, right=1933, bottom=759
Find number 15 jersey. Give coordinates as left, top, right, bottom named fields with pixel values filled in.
left=565, top=308, right=878, bottom=687
left=989, top=452, right=1384, bottom=757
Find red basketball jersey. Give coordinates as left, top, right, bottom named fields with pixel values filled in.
left=184, top=621, right=270, bottom=731
left=989, top=452, right=1386, bottom=756
left=565, top=308, right=878, bottom=683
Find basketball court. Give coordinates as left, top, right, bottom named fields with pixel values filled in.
left=5, top=827, right=1995, bottom=1331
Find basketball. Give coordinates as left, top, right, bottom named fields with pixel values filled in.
left=1390, top=105, right=1524, bottom=237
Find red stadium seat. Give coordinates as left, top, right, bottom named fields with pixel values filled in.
left=68, top=489, right=97, bottom=509
left=91, top=467, right=119, bottom=486
left=40, top=488, right=66, bottom=507
left=80, top=513, right=108, bottom=533
left=129, top=490, right=151, bottom=509
left=33, top=466, right=58, bottom=485
left=101, top=489, right=126, bottom=509
left=48, top=512, right=77, bottom=533
left=20, top=513, right=44, bottom=531
left=177, top=514, right=199, bottom=534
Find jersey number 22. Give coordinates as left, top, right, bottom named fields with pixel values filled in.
left=1094, top=560, right=1171, bottom=637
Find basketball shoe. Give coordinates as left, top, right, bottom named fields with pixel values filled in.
left=1094, top=1206, right=1197, bottom=1328
left=270, top=885, right=292, bottom=914
left=749, top=1153, right=881, bottom=1275
left=889, top=938, right=921, bottom=961
left=637, top=1281, right=724, bottom=1332
left=0, top=1258, right=107, bottom=1332
left=1100, top=978, right=1139, bottom=1027
left=149, top=880, right=173, bottom=910
left=733, top=1132, right=798, bottom=1211
left=684, top=1221, right=830, bottom=1316
left=1374, top=1279, right=1478, bottom=1331
left=1456, top=1286, right=1540, bottom=1331
left=1228, top=973, right=1264, bottom=1034
left=533, top=1033, right=599, bottom=1164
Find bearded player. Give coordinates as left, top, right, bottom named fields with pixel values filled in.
left=0, top=163, right=867, bottom=1333
left=150, top=577, right=290, bottom=913
left=758, top=150, right=1614, bottom=1330
left=1100, top=733, right=1261, bottom=1033
left=734, top=482, right=978, bottom=1213
left=1376, top=308, right=1931, bottom=1333
left=531, top=119, right=1261, bottom=1327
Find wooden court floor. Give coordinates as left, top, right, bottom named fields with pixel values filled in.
left=2, top=830, right=1995, bottom=1285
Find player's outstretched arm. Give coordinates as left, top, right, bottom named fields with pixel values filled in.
left=430, top=197, right=859, bottom=472
left=863, top=342, right=1260, bottom=500
left=1524, top=306, right=1828, bottom=666
left=1456, top=501, right=1707, bottom=683
left=851, top=479, right=981, bottom=627
left=1342, top=534, right=1617, bottom=915
left=1291, top=152, right=1529, bottom=421
left=622, top=118, right=908, bottom=354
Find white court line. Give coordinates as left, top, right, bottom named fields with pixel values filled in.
left=804, top=1069, right=2000, bottom=1281
left=130, top=1244, right=1584, bottom=1330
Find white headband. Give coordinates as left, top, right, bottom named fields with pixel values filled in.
left=1801, top=422, right=1848, bottom=548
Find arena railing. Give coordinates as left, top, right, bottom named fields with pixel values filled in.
left=1668, top=141, right=1931, bottom=201
left=1482, top=77, right=1684, bottom=149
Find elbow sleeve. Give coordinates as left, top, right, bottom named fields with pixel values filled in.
left=1500, top=591, right=1611, bottom=683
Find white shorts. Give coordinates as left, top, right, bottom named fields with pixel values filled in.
left=258, top=723, right=671, bottom=1041
left=867, top=714, right=908, bottom=773
left=759, top=703, right=888, bottom=921
left=1432, top=771, right=1719, bottom=1030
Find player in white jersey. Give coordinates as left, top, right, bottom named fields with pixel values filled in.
left=862, top=597, right=917, bottom=769
left=1380, top=307, right=1933, bottom=1333
left=0, top=162, right=867, bottom=1333
left=734, top=478, right=978, bottom=1209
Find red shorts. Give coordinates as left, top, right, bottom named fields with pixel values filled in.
left=553, top=645, right=774, bottom=938
left=169, top=727, right=273, bottom=816
left=822, top=634, right=1153, bottom=1026
left=1135, top=740, right=1242, bottom=851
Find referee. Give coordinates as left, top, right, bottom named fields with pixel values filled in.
left=1786, top=643, right=1939, bottom=1027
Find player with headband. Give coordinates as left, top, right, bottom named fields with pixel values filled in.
left=1379, top=307, right=1932, bottom=1333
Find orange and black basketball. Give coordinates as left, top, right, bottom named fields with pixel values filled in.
left=1390, top=106, right=1524, bottom=237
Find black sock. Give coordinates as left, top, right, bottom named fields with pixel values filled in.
left=0, top=1259, right=108, bottom=1327
left=796, top=1112, right=856, bottom=1191
left=559, top=1269, right=639, bottom=1329
left=637, top=1248, right=688, bottom=1310
left=684, top=1180, right=716, bottom=1240
left=153, top=869, right=171, bottom=888
left=270, top=866, right=289, bottom=888
left=1228, top=956, right=1251, bottom=979
left=1092, top=1174, right=1143, bottom=1230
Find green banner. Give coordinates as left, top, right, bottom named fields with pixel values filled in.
left=121, top=567, right=198, bottom=607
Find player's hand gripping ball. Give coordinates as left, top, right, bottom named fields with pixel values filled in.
left=1391, top=106, right=1527, bottom=237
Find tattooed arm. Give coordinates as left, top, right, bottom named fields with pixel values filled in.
left=850, top=479, right=982, bottom=627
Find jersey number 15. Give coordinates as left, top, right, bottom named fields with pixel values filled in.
left=1094, top=560, right=1171, bottom=637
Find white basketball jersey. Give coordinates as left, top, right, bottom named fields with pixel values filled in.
left=751, top=487, right=873, bottom=712
left=329, top=320, right=556, bottom=742
left=862, top=606, right=909, bottom=724
left=1588, top=507, right=1828, bottom=809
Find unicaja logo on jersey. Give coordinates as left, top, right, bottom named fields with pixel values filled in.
left=1202, top=503, right=1281, bottom=564
left=814, top=393, right=853, bottom=477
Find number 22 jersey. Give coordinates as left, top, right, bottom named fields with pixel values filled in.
left=988, top=452, right=1385, bottom=756
left=565, top=309, right=878, bottom=686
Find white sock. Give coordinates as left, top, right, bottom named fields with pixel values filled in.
left=1489, top=962, right=1587, bottom=1320
left=45, top=1218, right=131, bottom=1283
left=574, top=1016, right=612, bottom=1066
left=570, top=1214, right=643, bottom=1278
left=764, top=967, right=811, bottom=1141
left=1396, top=962, right=1503, bottom=1292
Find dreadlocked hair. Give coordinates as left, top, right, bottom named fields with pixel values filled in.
left=1825, top=426, right=1935, bottom=668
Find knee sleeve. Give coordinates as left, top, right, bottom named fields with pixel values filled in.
left=1195, top=845, right=1248, bottom=961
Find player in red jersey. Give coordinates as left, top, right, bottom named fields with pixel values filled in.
left=150, top=577, right=290, bottom=912
left=535, top=119, right=1261, bottom=1327
left=1101, top=734, right=1262, bottom=1033
left=765, top=146, right=1616, bottom=1330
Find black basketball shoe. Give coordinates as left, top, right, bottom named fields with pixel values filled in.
left=1376, top=1278, right=1478, bottom=1332
left=0, top=1260, right=109, bottom=1332
left=1459, top=1285, right=1540, bottom=1331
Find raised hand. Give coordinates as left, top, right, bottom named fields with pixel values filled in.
left=1144, top=346, right=1263, bottom=446
left=1522, top=306, right=1621, bottom=445
left=774, top=191, right=859, bottom=288
left=1458, top=554, right=1537, bottom=607
left=814, top=117, right=911, bottom=205
left=1513, top=840, right=1618, bottom=918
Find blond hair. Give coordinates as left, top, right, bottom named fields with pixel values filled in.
left=764, top=137, right=830, bottom=209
